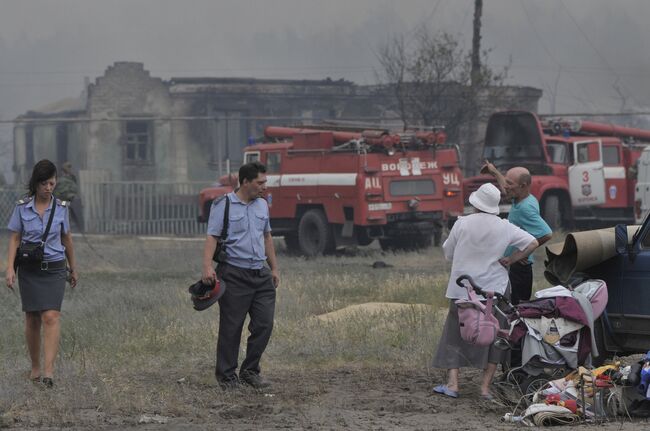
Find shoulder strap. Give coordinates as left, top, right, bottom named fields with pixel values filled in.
left=41, top=196, right=57, bottom=244
left=220, top=194, right=230, bottom=240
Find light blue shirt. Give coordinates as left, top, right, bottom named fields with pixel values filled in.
left=504, top=194, right=552, bottom=263
left=7, top=196, right=70, bottom=262
left=207, top=192, right=271, bottom=270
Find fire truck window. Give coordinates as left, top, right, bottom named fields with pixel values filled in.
left=577, top=145, right=589, bottom=163
left=390, top=179, right=435, bottom=196
left=244, top=152, right=260, bottom=164
left=576, top=142, right=601, bottom=163
left=547, top=143, right=568, bottom=164
left=603, top=146, right=620, bottom=166
left=266, top=152, right=281, bottom=173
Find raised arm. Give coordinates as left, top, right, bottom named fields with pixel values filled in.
left=481, top=160, right=507, bottom=194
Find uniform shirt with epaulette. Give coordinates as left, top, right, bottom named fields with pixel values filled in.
left=207, top=192, right=271, bottom=270
left=7, top=196, right=71, bottom=262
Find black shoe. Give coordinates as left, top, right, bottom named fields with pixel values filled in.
left=239, top=371, right=270, bottom=389
left=218, top=376, right=240, bottom=390
left=42, top=377, right=54, bottom=388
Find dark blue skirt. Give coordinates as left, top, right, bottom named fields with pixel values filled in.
left=17, top=262, right=67, bottom=312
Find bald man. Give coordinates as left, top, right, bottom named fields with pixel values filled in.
left=482, top=162, right=552, bottom=305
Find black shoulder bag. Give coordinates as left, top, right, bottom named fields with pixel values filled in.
left=212, top=195, right=230, bottom=263
left=16, top=197, right=56, bottom=267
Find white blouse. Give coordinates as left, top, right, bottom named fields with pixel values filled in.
left=442, top=212, right=535, bottom=299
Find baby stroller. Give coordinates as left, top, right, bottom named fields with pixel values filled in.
left=455, top=274, right=609, bottom=404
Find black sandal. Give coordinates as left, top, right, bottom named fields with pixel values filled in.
left=42, top=377, right=54, bottom=388
left=30, top=376, right=41, bottom=384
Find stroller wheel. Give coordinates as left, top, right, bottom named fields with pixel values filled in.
left=519, top=374, right=551, bottom=405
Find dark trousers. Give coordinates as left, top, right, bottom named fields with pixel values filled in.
left=215, top=264, right=276, bottom=382
left=508, top=262, right=533, bottom=369
left=508, top=262, right=533, bottom=306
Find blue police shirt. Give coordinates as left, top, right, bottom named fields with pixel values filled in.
left=7, top=196, right=71, bottom=262
left=207, top=192, right=271, bottom=270
left=504, top=194, right=552, bottom=263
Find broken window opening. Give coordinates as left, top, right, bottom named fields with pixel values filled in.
left=124, top=121, right=153, bottom=164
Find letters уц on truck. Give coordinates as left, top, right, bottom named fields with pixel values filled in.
left=198, top=126, right=464, bottom=256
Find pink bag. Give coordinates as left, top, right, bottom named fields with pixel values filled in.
left=455, top=282, right=500, bottom=347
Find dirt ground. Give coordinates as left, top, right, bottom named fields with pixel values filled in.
left=3, top=367, right=649, bottom=430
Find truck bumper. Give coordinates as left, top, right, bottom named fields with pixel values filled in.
left=382, top=211, right=443, bottom=236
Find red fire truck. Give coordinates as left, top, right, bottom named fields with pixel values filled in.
left=463, top=111, right=650, bottom=228
left=198, top=126, right=464, bottom=256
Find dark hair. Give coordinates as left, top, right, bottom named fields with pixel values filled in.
left=238, top=161, right=266, bottom=185
left=28, top=159, right=57, bottom=196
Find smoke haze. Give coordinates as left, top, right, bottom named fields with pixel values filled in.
left=1, top=0, right=650, bottom=179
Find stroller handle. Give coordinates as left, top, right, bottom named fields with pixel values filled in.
left=455, top=274, right=505, bottom=301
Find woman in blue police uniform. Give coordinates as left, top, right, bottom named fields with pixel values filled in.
left=5, top=159, right=78, bottom=388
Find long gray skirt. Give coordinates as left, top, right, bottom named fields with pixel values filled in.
left=432, top=300, right=506, bottom=369
left=18, top=263, right=67, bottom=312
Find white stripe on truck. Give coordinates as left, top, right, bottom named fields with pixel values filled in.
left=604, top=166, right=626, bottom=179
left=266, top=173, right=358, bottom=187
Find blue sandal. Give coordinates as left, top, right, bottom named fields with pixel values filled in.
left=432, top=384, right=459, bottom=398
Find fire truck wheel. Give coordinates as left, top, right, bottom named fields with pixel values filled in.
left=356, top=228, right=374, bottom=246
left=284, top=234, right=300, bottom=254
left=433, top=229, right=442, bottom=247
left=379, top=238, right=396, bottom=251
left=380, top=235, right=431, bottom=251
left=298, top=209, right=335, bottom=256
left=542, top=195, right=562, bottom=230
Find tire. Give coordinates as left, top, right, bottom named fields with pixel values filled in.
left=380, top=235, right=431, bottom=251
left=284, top=233, right=300, bottom=254
left=379, top=238, right=395, bottom=251
left=519, top=373, right=551, bottom=404
left=298, top=209, right=335, bottom=256
left=356, top=228, right=374, bottom=247
left=542, top=195, right=562, bottom=230
left=414, top=235, right=432, bottom=249
left=433, top=229, right=442, bottom=247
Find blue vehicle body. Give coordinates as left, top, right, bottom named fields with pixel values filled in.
left=586, top=217, right=650, bottom=359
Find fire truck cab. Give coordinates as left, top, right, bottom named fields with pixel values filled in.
left=198, top=126, right=464, bottom=256
left=464, top=111, right=650, bottom=229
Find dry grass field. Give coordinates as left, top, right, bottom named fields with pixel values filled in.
left=0, top=233, right=645, bottom=430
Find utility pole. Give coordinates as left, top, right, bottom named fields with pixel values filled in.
left=471, top=0, right=483, bottom=88
left=466, top=0, right=483, bottom=175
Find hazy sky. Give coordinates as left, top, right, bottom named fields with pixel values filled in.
left=1, top=0, right=650, bottom=121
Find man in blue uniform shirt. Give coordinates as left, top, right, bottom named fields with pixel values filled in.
left=202, top=161, right=279, bottom=390
left=483, top=162, right=552, bottom=304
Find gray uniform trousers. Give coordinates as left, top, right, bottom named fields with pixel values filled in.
left=215, top=263, right=276, bottom=382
